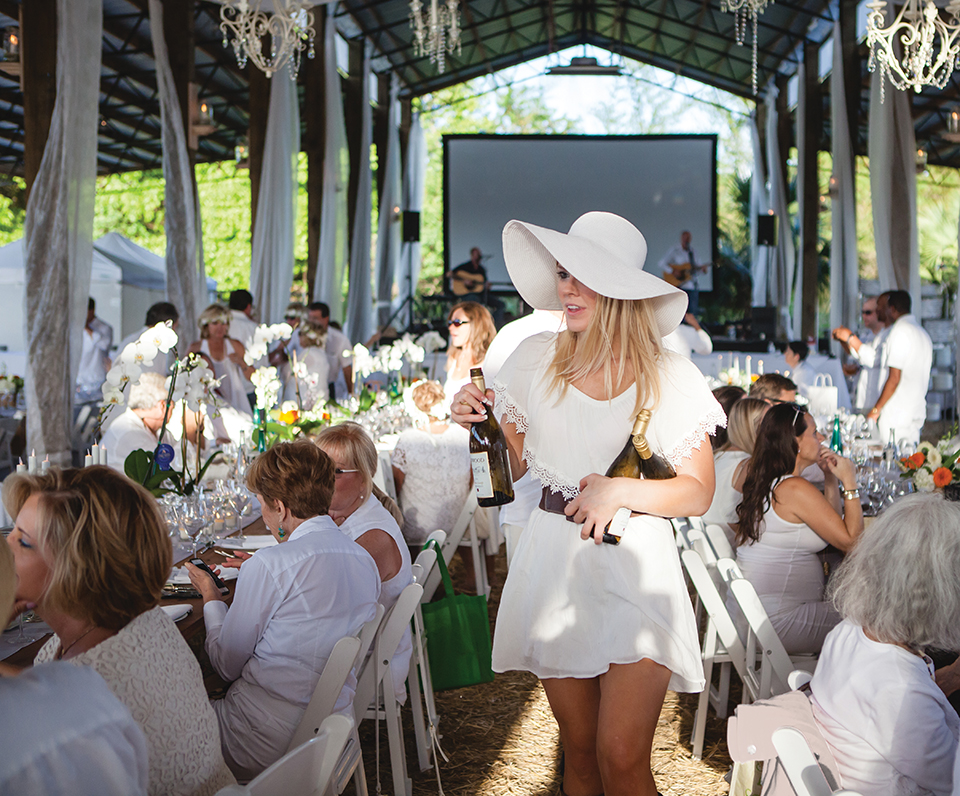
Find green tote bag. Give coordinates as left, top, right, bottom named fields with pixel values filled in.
left=420, top=540, right=495, bottom=691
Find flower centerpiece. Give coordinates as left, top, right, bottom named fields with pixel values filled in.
left=898, top=436, right=960, bottom=496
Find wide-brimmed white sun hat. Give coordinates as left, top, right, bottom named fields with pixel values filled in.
left=501, top=211, right=688, bottom=337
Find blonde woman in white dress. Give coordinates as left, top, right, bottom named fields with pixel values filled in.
left=453, top=212, right=723, bottom=796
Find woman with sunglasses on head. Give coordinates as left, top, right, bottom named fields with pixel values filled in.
left=444, top=301, right=496, bottom=409
left=735, top=403, right=864, bottom=655
left=452, top=212, right=724, bottom=796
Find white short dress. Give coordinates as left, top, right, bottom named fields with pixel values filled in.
left=492, top=333, right=724, bottom=691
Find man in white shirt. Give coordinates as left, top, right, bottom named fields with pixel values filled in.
left=307, top=302, right=353, bottom=399
left=868, top=290, right=932, bottom=446
left=101, top=372, right=180, bottom=472
left=483, top=309, right=565, bottom=565
left=227, top=289, right=258, bottom=349
left=662, top=313, right=713, bottom=359
left=659, top=230, right=708, bottom=314
left=115, top=302, right=180, bottom=377
left=832, top=296, right=889, bottom=413
left=76, top=297, right=114, bottom=402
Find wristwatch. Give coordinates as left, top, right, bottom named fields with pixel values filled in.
left=842, top=487, right=860, bottom=500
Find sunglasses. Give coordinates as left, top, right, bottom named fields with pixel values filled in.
left=334, top=468, right=359, bottom=477
left=862, top=309, right=875, bottom=315
left=447, top=319, right=470, bottom=328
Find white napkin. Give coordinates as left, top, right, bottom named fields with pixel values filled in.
left=217, top=535, right=278, bottom=551
left=161, top=604, right=193, bottom=623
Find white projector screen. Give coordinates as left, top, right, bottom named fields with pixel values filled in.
left=443, top=134, right=717, bottom=294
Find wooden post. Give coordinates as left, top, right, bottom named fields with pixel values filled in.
left=304, top=13, right=325, bottom=297
left=343, top=39, right=363, bottom=244
left=399, top=98, right=412, bottom=166
left=373, top=72, right=390, bottom=203
left=20, top=0, right=58, bottom=201
left=800, top=40, right=822, bottom=340
left=775, top=73, right=791, bottom=192
left=839, top=0, right=860, bottom=158
left=162, top=0, right=195, bottom=152
left=248, top=66, right=270, bottom=235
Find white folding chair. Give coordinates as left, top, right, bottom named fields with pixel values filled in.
left=681, top=549, right=753, bottom=759
left=704, top=522, right=735, bottom=561
left=772, top=727, right=865, bottom=796
left=355, top=582, right=424, bottom=796
left=216, top=714, right=354, bottom=796
left=422, top=491, right=478, bottom=602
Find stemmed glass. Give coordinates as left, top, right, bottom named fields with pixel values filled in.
left=226, top=480, right=251, bottom=544
left=181, top=496, right=206, bottom=554
left=5, top=612, right=27, bottom=645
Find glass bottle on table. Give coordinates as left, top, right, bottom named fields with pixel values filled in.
left=467, top=368, right=515, bottom=507
left=830, top=416, right=844, bottom=456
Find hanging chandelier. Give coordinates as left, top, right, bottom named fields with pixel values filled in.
left=219, top=0, right=316, bottom=79
left=866, top=0, right=960, bottom=100
left=721, top=0, right=774, bottom=95
left=409, top=0, right=461, bottom=73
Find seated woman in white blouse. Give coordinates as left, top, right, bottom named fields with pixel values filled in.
left=735, top=403, right=862, bottom=654
left=6, top=466, right=235, bottom=796
left=701, top=397, right=767, bottom=545
left=187, top=441, right=381, bottom=781
left=811, top=493, right=960, bottom=796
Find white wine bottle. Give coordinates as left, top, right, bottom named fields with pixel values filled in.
left=468, top=368, right=515, bottom=507
left=590, top=409, right=676, bottom=544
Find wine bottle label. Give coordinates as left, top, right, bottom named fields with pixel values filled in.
left=471, top=452, right=495, bottom=498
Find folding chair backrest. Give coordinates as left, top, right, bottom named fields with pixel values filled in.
left=688, top=528, right=718, bottom=567
left=728, top=575, right=795, bottom=699
left=673, top=517, right=694, bottom=550
left=286, top=637, right=361, bottom=754
left=411, top=546, right=437, bottom=583
left=705, top=522, right=735, bottom=561
left=355, top=603, right=385, bottom=671
left=772, top=726, right=850, bottom=796
left=422, top=492, right=477, bottom=602
left=220, top=714, right=353, bottom=796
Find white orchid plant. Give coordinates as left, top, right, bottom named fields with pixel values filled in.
left=98, top=322, right=223, bottom=497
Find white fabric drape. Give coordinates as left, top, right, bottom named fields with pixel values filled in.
left=313, top=6, right=350, bottom=323
left=794, top=60, right=810, bottom=338
left=869, top=16, right=920, bottom=313
left=765, top=91, right=797, bottom=338
left=830, top=23, right=861, bottom=357
left=375, top=75, right=402, bottom=329
left=23, top=0, right=102, bottom=465
left=345, top=43, right=374, bottom=344
left=749, top=116, right=771, bottom=308
left=149, top=0, right=204, bottom=338
left=250, top=64, right=300, bottom=326
left=395, top=112, right=427, bottom=331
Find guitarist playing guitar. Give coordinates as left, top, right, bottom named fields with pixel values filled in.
left=448, top=246, right=488, bottom=297
left=659, top=230, right=711, bottom=314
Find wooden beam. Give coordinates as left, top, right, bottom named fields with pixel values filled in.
left=776, top=73, right=791, bottom=193
left=304, top=14, right=325, bottom=298
left=21, top=0, right=57, bottom=201
left=839, top=0, right=860, bottom=156
left=373, top=71, right=390, bottom=204
left=399, top=97, right=412, bottom=173
left=162, top=0, right=194, bottom=154
left=800, top=40, right=821, bottom=340
left=343, top=39, right=364, bottom=245
left=247, top=65, right=269, bottom=236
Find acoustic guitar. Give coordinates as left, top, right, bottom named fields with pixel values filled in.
left=663, top=261, right=712, bottom=288
left=449, top=270, right=487, bottom=296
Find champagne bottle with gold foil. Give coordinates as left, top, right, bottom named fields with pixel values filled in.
left=590, top=409, right=676, bottom=544
left=468, top=368, right=515, bottom=507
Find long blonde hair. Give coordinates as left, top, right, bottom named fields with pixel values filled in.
left=446, top=302, right=496, bottom=373
left=547, top=294, right=663, bottom=413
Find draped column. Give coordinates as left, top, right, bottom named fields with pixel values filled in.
left=313, top=4, right=350, bottom=322
left=375, top=75, right=402, bottom=330
left=830, top=21, right=861, bottom=356
left=250, top=65, right=300, bottom=325
left=765, top=90, right=797, bottom=338
left=149, top=0, right=204, bottom=337
left=345, top=42, right=374, bottom=344
left=749, top=115, right=771, bottom=308
left=395, top=111, right=427, bottom=331
left=23, top=0, right=101, bottom=464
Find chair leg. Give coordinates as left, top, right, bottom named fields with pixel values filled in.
left=692, top=623, right=717, bottom=760
left=408, top=652, right=432, bottom=771
left=384, top=680, right=412, bottom=796
left=716, top=661, right=732, bottom=719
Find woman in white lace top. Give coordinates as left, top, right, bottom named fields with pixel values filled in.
left=452, top=212, right=723, bottom=796
left=392, top=380, right=472, bottom=546
left=6, top=466, right=235, bottom=796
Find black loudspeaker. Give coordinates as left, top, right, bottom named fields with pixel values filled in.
left=757, top=214, right=777, bottom=246
left=402, top=211, right=420, bottom=242
left=751, top=306, right=777, bottom=339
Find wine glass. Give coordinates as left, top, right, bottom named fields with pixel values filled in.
left=181, top=497, right=206, bottom=554
left=5, top=612, right=27, bottom=645
left=226, top=480, right=251, bottom=544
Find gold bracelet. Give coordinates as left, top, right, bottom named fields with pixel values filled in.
left=842, top=487, right=860, bottom=500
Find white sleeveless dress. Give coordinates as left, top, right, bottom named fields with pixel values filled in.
left=491, top=333, right=724, bottom=691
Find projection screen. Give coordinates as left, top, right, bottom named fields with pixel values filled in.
left=443, top=134, right=717, bottom=293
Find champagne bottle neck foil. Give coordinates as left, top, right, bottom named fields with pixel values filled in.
left=470, top=367, right=486, bottom=392
left=630, top=409, right=653, bottom=460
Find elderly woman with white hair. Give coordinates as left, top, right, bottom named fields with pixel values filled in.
left=810, top=492, right=960, bottom=796
left=100, top=372, right=180, bottom=471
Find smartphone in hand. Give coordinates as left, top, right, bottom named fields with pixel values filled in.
left=190, top=558, right=229, bottom=594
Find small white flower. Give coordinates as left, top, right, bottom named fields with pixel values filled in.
left=416, top=331, right=445, bottom=354
left=918, top=441, right=942, bottom=469
left=140, top=322, right=178, bottom=354
left=101, top=384, right=125, bottom=405
left=914, top=467, right=936, bottom=492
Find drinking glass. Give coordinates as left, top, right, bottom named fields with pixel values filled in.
left=5, top=612, right=26, bottom=645
left=226, top=480, right=251, bottom=543
left=181, top=497, right=206, bottom=554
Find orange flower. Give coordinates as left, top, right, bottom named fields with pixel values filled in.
left=909, top=452, right=926, bottom=468
left=279, top=408, right=299, bottom=424
left=934, top=467, right=953, bottom=488
left=901, top=456, right=920, bottom=471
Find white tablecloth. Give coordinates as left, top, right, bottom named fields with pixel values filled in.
left=691, top=351, right=851, bottom=410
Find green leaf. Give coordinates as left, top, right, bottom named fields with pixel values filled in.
left=124, top=449, right=154, bottom=484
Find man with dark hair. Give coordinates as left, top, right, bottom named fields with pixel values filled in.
left=833, top=296, right=887, bottom=413
left=76, top=297, right=114, bottom=402
left=748, top=373, right=798, bottom=404
left=305, top=302, right=353, bottom=398
left=116, top=302, right=181, bottom=377
left=227, top=289, right=258, bottom=350
left=869, top=289, right=931, bottom=445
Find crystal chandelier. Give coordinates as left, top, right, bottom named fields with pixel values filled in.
left=409, top=0, right=461, bottom=74
left=721, top=0, right=774, bottom=95
left=220, top=0, right=316, bottom=79
left=866, top=0, right=960, bottom=100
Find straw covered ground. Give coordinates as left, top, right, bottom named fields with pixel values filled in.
left=355, top=553, right=732, bottom=796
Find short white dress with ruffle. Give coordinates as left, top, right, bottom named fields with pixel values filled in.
left=492, top=333, right=724, bottom=692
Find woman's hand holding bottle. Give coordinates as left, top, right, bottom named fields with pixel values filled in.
left=568, top=473, right=632, bottom=544
left=451, top=384, right=492, bottom=427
